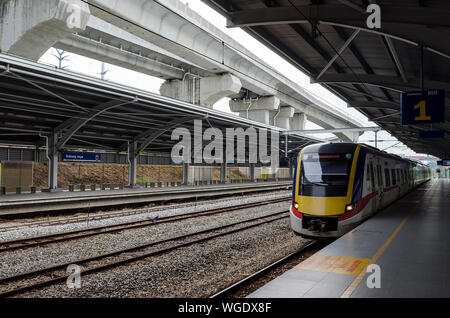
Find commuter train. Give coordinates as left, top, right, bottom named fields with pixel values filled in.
left=291, top=143, right=431, bottom=238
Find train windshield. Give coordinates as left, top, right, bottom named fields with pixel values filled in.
left=299, top=153, right=353, bottom=197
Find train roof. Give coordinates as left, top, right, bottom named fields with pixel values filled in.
left=301, top=142, right=430, bottom=167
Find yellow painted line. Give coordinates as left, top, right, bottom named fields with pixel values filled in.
left=340, top=211, right=413, bottom=298
left=295, top=254, right=370, bottom=276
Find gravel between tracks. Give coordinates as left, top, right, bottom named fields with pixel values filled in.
left=14, top=216, right=311, bottom=298
left=0, top=191, right=290, bottom=242
left=0, top=200, right=291, bottom=279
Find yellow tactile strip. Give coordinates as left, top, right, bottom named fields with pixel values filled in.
left=295, top=254, right=370, bottom=276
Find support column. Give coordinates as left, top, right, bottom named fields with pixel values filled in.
left=220, top=162, right=227, bottom=184
left=160, top=78, right=199, bottom=105
left=229, top=96, right=280, bottom=125
left=290, top=113, right=307, bottom=131
left=200, top=73, right=242, bottom=108
left=127, top=140, right=138, bottom=188
left=289, top=157, right=294, bottom=179
left=160, top=73, right=241, bottom=108
left=43, top=132, right=61, bottom=192
left=182, top=162, right=190, bottom=185
left=274, top=106, right=295, bottom=129
left=250, top=163, right=256, bottom=182
left=0, top=0, right=90, bottom=61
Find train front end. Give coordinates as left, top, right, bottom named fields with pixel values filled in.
left=291, top=143, right=360, bottom=238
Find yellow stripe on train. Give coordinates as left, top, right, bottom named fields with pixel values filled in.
left=294, top=145, right=361, bottom=216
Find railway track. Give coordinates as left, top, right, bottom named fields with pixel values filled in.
left=0, top=210, right=290, bottom=297
left=0, top=192, right=290, bottom=232
left=0, top=197, right=290, bottom=253
left=209, top=240, right=319, bottom=298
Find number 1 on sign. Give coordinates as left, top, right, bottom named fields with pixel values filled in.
left=414, top=100, right=431, bottom=121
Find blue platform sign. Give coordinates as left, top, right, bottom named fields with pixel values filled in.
left=401, top=90, right=446, bottom=125
left=418, top=130, right=445, bottom=139
left=63, top=152, right=101, bottom=162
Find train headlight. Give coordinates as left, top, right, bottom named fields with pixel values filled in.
left=345, top=204, right=355, bottom=213
left=294, top=202, right=299, bottom=210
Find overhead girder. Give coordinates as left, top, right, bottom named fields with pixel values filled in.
left=226, top=5, right=450, bottom=58
left=312, top=74, right=450, bottom=94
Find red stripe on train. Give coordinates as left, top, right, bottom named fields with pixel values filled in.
left=338, top=191, right=378, bottom=221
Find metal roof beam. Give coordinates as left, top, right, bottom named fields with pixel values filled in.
left=313, top=74, right=450, bottom=92
left=282, top=127, right=381, bottom=136
left=348, top=101, right=399, bottom=110
left=316, top=29, right=360, bottom=80
left=55, top=98, right=137, bottom=150
left=226, top=5, right=450, bottom=58
left=383, top=36, right=408, bottom=83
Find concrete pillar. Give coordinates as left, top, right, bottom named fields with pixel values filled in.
left=160, top=77, right=199, bottom=105
left=274, top=106, right=295, bottom=130
left=182, top=162, right=190, bottom=185
left=290, top=113, right=307, bottom=131
left=200, top=73, right=242, bottom=108
left=229, top=96, right=280, bottom=125
left=43, top=132, right=61, bottom=192
left=289, top=157, right=295, bottom=178
left=160, top=73, right=241, bottom=108
left=127, top=140, right=138, bottom=188
left=220, top=162, right=227, bottom=184
left=350, top=132, right=360, bottom=143
left=250, top=163, right=256, bottom=182
left=0, top=0, right=90, bottom=61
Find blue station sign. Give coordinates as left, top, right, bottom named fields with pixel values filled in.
left=63, top=152, right=101, bottom=162
left=401, top=90, right=446, bottom=125
left=418, top=130, right=445, bottom=139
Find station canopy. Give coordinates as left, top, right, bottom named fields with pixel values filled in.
left=202, top=0, right=450, bottom=158
left=0, top=54, right=316, bottom=161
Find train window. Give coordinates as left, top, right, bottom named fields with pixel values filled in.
left=391, top=169, right=396, bottom=185
left=298, top=152, right=353, bottom=197
left=384, top=168, right=391, bottom=187
left=370, top=164, right=375, bottom=188
left=397, top=169, right=401, bottom=183
left=377, top=166, right=383, bottom=186
left=366, top=165, right=370, bottom=181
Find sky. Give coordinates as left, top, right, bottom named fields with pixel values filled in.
left=38, top=0, right=428, bottom=158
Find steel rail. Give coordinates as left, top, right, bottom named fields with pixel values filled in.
left=209, top=240, right=319, bottom=298
left=0, top=197, right=290, bottom=252
left=0, top=211, right=289, bottom=297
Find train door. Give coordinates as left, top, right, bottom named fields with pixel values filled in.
left=369, top=160, right=379, bottom=212
left=375, top=161, right=383, bottom=211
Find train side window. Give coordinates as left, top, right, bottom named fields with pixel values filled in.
left=397, top=169, right=401, bottom=183
left=377, top=165, right=383, bottom=186
left=384, top=168, right=391, bottom=187
left=370, top=164, right=375, bottom=188
left=391, top=169, right=396, bottom=185
left=366, top=165, right=370, bottom=181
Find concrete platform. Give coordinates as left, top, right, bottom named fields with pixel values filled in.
left=249, top=179, right=450, bottom=298
left=0, top=181, right=291, bottom=216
